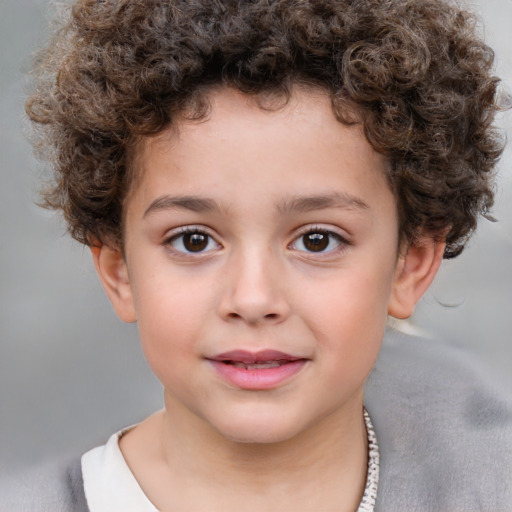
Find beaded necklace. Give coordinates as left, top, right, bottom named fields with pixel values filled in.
left=356, top=409, right=380, bottom=512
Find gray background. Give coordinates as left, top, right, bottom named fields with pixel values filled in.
left=1, top=0, right=511, bottom=475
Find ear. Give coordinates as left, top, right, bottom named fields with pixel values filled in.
left=388, top=237, right=445, bottom=319
left=90, top=245, right=137, bottom=323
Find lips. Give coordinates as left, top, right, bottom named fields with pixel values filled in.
left=207, top=350, right=308, bottom=390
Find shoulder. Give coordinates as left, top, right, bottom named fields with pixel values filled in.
left=366, top=328, right=512, bottom=512
left=0, top=456, right=89, bottom=512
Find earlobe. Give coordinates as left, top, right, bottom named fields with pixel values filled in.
left=90, top=245, right=137, bottom=323
left=388, top=237, right=445, bottom=319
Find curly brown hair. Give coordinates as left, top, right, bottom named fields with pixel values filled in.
left=26, top=0, right=504, bottom=257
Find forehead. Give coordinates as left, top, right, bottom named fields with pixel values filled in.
left=127, top=86, right=392, bottom=217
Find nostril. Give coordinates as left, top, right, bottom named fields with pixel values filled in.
left=264, top=313, right=279, bottom=320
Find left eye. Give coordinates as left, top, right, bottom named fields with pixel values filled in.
left=291, top=230, right=343, bottom=253
left=168, top=230, right=220, bottom=253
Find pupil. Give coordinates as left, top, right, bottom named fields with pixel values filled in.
left=184, top=233, right=208, bottom=252
left=304, top=232, right=328, bottom=252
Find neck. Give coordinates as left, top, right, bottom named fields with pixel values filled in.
left=166, top=390, right=366, bottom=479
left=121, top=392, right=369, bottom=512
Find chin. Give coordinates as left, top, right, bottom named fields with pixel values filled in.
left=210, top=411, right=307, bottom=445
left=218, top=427, right=300, bottom=445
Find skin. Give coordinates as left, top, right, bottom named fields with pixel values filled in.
left=92, top=86, right=444, bottom=511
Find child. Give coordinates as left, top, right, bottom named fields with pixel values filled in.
left=11, top=0, right=510, bottom=510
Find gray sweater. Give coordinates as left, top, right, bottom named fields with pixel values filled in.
left=2, top=329, right=511, bottom=512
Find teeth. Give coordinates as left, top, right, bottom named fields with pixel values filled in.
left=231, top=360, right=286, bottom=369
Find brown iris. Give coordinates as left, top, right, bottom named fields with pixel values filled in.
left=303, top=232, right=329, bottom=252
left=183, top=232, right=208, bottom=252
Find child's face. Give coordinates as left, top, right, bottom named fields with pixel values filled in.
left=104, top=87, right=414, bottom=443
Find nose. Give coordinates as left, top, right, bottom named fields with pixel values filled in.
left=217, top=248, right=290, bottom=325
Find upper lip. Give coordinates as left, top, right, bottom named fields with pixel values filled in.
left=208, top=350, right=306, bottom=364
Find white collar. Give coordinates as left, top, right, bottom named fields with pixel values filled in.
left=81, top=426, right=157, bottom=512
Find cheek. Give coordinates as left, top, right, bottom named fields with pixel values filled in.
left=297, top=262, right=396, bottom=371
left=130, top=268, right=216, bottom=374
left=304, top=261, right=395, bottom=327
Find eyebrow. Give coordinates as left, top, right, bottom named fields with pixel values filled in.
left=276, top=192, right=369, bottom=215
left=143, top=191, right=369, bottom=218
left=143, top=195, right=222, bottom=218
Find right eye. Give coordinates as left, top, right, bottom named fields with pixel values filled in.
left=167, top=229, right=221, bottom=254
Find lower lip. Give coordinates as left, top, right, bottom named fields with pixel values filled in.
left=208, top=360, right=308, bottom=390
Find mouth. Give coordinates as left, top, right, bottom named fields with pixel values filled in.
left=209, top=349, right=306, bottom=367
left=207, top=350, right=309, bottom=390
left=224, top=360, right=292, bottom=370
